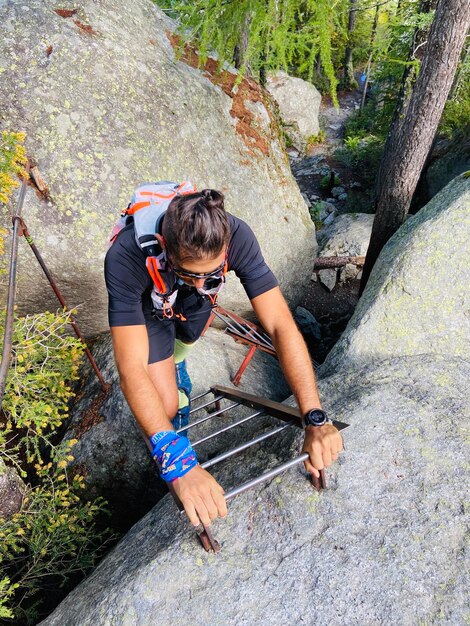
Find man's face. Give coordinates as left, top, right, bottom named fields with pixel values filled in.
left=171, top=247, right=227, bottom=290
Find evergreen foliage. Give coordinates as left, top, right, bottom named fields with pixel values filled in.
left=156, top=0, right=344, bottom=104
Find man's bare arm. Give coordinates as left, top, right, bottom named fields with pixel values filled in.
left=250, top=288, right=320, bottom=413
left=110, top=325, right=174, bottom=436
left=251, top=287, right=343, bottom=477
left=110, top=325, right=227, bottom=525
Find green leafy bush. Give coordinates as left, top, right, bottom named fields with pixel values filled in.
left=306, top=130, right=326, bottom=147
left=0, top=311, right=113, bottom=623
left=335, top=134, right=384, bottom=183
left=320, top=173, right=341, bottom=189
left=439, top=67, right=470, bottom=138
left=0, top=131, right=27, bottom=205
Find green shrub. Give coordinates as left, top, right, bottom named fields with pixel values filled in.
left=335, top=134, right=384, bottom=183
left=0, top=131, right=27, bottom=205
left=306, top=130, right=326, bottom=147
left=320, top=173, right=341, bottom=189
left=439, top=71, right=470, bottom=138
left=0, top=310, right=113, bottom=623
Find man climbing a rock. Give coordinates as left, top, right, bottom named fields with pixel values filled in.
left=105, top=181, right=343, bottom=529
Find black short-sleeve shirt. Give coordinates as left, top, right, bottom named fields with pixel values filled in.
left=104, top=213, right=278, bottom=327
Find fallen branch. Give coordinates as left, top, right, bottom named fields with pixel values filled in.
left=313, top=255, right=365, bottom=269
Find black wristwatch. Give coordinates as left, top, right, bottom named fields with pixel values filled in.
left=302, top=408, right=331, bottom=428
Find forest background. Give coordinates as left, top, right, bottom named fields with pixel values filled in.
left=0, top=0, right=468, bottom=623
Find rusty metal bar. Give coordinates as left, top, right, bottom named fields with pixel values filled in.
left=0, top=164, right=30, bottom=406
left=161, top=460, right=221, bottom=552
left=210, top=385, right=349, bottom=432
left=214, top=308, right=273, bottom=351
left=19, top=219, right=109, bottom=393
left=201, top=422, right=293, bottom=470
left=232, top=344, right=257, bottom=386
left=191, top=409, right=265, bottom=447
left=211, top=385, right=303, bottom=428
left=178, top=401, right=240, bottom=433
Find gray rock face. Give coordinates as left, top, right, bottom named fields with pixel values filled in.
left=317, top=212, right=373, bottom=255
left=66, top=327, right=289, bottom=528
left=267, top=71, right=321, bottom=154
left=0, top=0, right=313, bottom=335
left=321, top=174, right=470, bottom=376
left=42, top=354, right=470, bottom=626
left=293, top=306, right=321, bottom=340
left=0, top=459, right=26, bottom=518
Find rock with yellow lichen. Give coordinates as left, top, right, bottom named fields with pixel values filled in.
left=0, top=0, right=313, bottom=335
left=320, top=173, right=470, bottom=377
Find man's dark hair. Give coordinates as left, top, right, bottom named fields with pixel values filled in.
left=163, top=189, right=230, bottom=263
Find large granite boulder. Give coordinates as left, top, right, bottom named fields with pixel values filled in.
left=317, top=212, right=373, bottom=256
left=321, top=174, right=470, bottom=376
left=0, top=459, right=26, bottom=519
left=267, top=71, right=322, bottom=154
left=42, top=354, right=470, bottom=625
left=316, top=212, right=373, bottom=289
left=0, top=0, right=314, bottom=336
left=66, top=327, right=289, bottom=529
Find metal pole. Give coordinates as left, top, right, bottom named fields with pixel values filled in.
left=224, top=452, right=308, bottom=501
left=191, top=409, right=265, bottom=447
left=190, top=389, right=212, bottom=402
left=222, top=308, right=273, bottom=345
left=177, top=401, right=240, bottom=433
left=201, top=422, right=293, bottom=469
left=19, top=220, right=109, bottom=393
left=0, top=164, right=30, bottom=406
left=189, top=394, right=225, bottom=415
left=232, top=344, right=257, bottom=386
left=214, top=309, right=274, bottom=351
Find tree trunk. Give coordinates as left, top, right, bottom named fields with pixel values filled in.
left=360, top=0, right=470, bottom=293
left=232, top=12, right=251, bottom=71
left=342, top=0, right=358, bottom=88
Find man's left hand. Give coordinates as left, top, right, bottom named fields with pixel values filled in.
left=302, top=423, right=343, bottom=478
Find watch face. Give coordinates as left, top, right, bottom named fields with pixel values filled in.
left=305, top=409, right=327, bottom=426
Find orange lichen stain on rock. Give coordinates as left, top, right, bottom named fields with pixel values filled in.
left=54, top=8, right=78, bottom=18
left=149, top=39, right=157, bottom=46
left=166, top=32, right=272, bottom=157
left=73, top=19, right=99, bottom=36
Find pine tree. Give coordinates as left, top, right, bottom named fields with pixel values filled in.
left=156, top=0, right=344, bottom=103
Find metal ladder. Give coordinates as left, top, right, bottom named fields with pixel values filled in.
left=166, top=386, right=349, bottom=552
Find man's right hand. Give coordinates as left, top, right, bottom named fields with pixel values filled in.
left=171, top=464, right=227, bottom=527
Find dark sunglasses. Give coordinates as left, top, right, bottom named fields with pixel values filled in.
left=172, top=259, right=226, bottom=280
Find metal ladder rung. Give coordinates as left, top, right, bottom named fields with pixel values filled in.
left=224, top=452, right=309, bottom=501
left=177, top=402, right=240, bottom=433
left=201, top=422, right=293, bottom=470
left=189, top=394, right=225, bottom=414
left=191, top=409, right=265, bottom=447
